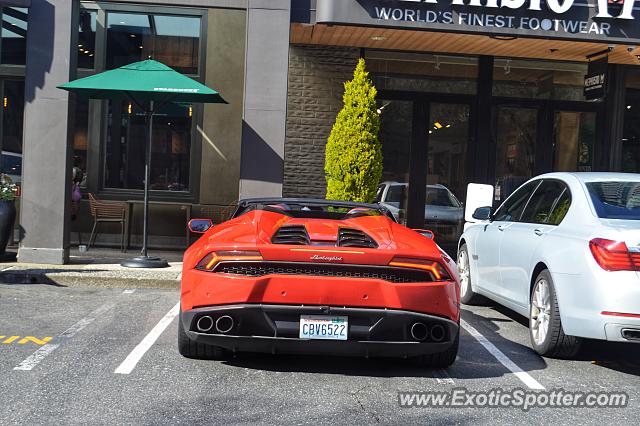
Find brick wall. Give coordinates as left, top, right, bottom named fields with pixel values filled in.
left=283, top=45, right=360, bottom=198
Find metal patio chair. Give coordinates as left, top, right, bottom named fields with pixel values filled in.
left=88, top=193, right=127, bottom=252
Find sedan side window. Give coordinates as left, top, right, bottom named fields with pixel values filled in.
left=520, top=180, right=568, bottom=224
left=493, top=181, right=540, bottom=222
left=547, top=189, right=571, bottom=225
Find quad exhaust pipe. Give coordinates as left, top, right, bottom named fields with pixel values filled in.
left=410, top=322, right=429, bottom=341
left=196, top=315, right=235, bottom=334
left=196, top=315, right=214, bottom=332
left=430, top=324, right=446, bottom=342
left=215, top=315, right=234, bottom=334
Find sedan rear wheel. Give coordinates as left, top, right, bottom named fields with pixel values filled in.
left=458, top=244, right=484, bottom=305
left=529, top=270, right=581, bottom=358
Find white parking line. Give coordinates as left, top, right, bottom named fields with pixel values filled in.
left=434, top=368, right=455, bottom=385
left=114, top=301, right=180, bottom=375
left=14, top=302, right=115, bottom=371
left=460, top=319, right=545, bottom=390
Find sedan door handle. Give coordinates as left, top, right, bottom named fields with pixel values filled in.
left=534, top=229, right=543, bottom=236
left=497, top=225, right=507, bottom=231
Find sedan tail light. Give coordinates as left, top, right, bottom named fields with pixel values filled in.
left=196, top=250, right=263, bottom=271
left=589, top=238, right=640, bottom=272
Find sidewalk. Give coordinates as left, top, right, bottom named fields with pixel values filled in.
left=0, top=248, right=183, bottom=289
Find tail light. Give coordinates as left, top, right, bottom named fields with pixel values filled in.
left=196, top=250, right=262, bottom=271
left=388, top=256, right=451, bottom=281
left=589, top=238, right=640, bottom=272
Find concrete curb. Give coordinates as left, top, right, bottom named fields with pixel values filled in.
left=0, top=263, right=182, bottom=289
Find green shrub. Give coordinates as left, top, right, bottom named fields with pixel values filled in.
left=325, top=58, right=382, bottom=203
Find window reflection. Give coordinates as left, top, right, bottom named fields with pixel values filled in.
left=73, top=98, right=89, bottom=187
left=1, top=7, right=27, bottom=65
left=78, top=8, right=97, bottom=69
left=494, top=106, right=537, bottom=204
left=493, top=59, right=588, bottom=102
left=1, top=79, right=24, bottom=185
left=106, top=12, right=200, bottom=74
left=104, top=101, right=192, bottom=191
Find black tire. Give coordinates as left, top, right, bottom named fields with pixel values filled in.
left=178, top=314, right=230, bottom=360
left=529, top=270, right=582, bottom=358
left=413, top=329, right=459, bottom=368
left=458, top=244, right=485, bottom=305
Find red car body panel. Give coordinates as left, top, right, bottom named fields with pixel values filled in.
left=180, top=204, right=461, bottom=359
left=181, top=210, right=459, bottom=320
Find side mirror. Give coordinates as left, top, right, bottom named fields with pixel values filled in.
left=188, top=218, right=213, bottom=234
left=472, top=206, right=492, bottom=221
left=413, top=229, right=435, bottom=240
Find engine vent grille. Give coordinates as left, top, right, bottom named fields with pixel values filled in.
left=337, top=228, right=378, bottom=248
left=271, top=225, right=310, bottom=245
left=213, top=262, right=438, bottom=283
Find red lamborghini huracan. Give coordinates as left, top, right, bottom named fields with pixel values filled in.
left=179, top=198, right=460, bottom=367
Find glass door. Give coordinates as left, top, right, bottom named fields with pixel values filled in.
left=493, top=106, right=538, bottom=204
left=553, top=110, right=596, bottom=172
left=424, top=102, right=470, bottom=253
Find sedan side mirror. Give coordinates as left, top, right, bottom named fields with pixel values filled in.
left=472, top=206, right=493, bottom=221
left=188, top=218, right=213, bottom=234
left=413, top=229, right=435, bottom=240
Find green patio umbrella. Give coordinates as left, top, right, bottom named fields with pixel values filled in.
left=59, top=59, right=227, bottom=268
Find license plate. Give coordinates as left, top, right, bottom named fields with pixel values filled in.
left=299, top=315, right=348, bottom=340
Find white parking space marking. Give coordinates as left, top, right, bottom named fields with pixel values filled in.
left=460, top=319, right=545, bottom=390
left=434, top=368, right=455, bottom=385
left=114, top=301, right=180, bottom=375
left=14, top=302, right=115, bottom=371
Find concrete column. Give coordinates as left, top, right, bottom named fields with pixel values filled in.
left=18, top=0, right=77, bottom=264
left=238, top=0, right=291, bottom=198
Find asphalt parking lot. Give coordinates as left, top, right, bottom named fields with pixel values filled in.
left=1, top=282, right=639, bottom=425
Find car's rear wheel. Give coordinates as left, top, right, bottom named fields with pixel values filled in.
left=529, top=270, right=581, bottom=358
left=412, top=329, right=459, bottom=368
left=178, top=314, right=230, bottom=360
left=458, top=244, right=484, bottom=305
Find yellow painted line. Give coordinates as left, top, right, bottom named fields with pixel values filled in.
left=1, top=336, right=54, bottom=345
left=18, top=336, right=53, bottom=345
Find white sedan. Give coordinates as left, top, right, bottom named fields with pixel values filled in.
left=458, top=172, right=640, bottom=357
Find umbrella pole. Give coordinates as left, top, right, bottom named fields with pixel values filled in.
left=121, top=100, right=169, bottom=268
left=141, top=104, right=152, bottom=258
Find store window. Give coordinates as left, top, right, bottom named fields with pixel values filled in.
left=1, top=7, right=27, bottom=65
left=104, top=101, right=192, bottom=191
left=494, top=106, right=537, bottom=203
left=78, top=8, right=97, bottom=70
left=367, top=51, right=477, bottom=95
left=377, top=99, right=412, bottom=224
left=73, top=98, right=89, bottom=187
left=1, top=79, right=24, bottom=184
left=106, top=12, right=201, bottom=74
left=493, top=59, right=588, bottom=102
left=623, top=68, right=640, bottom=173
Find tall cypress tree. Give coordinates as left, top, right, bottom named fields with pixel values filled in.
left=325, top=58, right=382, bottom=203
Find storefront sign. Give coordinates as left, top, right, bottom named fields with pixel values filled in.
left=316, top=0, right=640, bottom=43
left=584, top=56, right=608, bottom=100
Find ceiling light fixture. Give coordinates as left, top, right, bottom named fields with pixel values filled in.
left=371, top=35, right=386, bottom=41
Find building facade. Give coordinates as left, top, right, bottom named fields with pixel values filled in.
left=1, top=0, right=639, bottom=263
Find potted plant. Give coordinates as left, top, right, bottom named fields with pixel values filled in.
left=0, top=173, right=17, bottom=260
